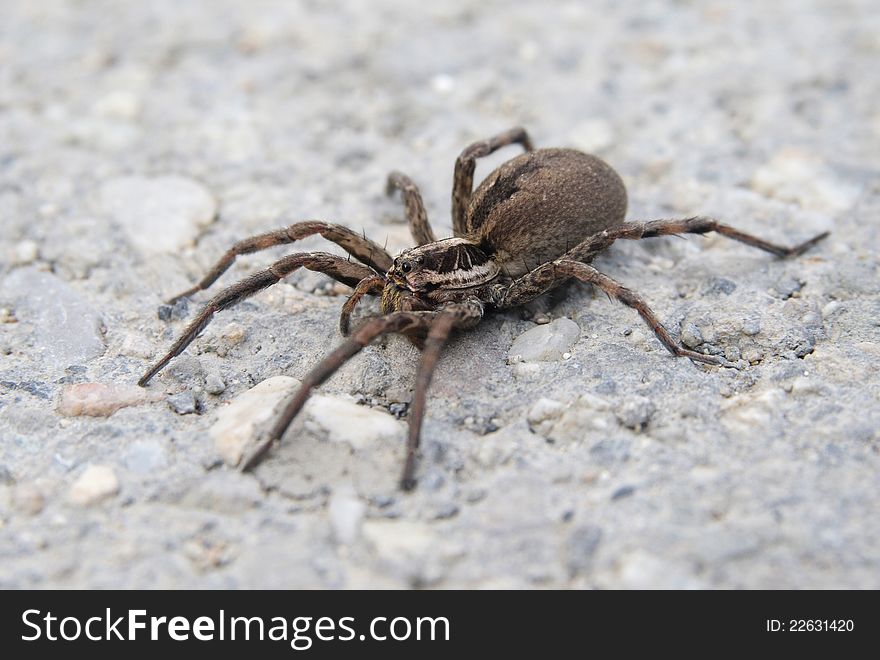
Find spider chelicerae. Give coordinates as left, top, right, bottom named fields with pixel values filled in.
left=138, top=127, right=828, bottom=489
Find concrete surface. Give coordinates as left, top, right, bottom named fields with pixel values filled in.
left=1, top=0, right=878, bottom=588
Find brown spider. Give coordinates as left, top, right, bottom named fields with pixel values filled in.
left=138, top=127, right=828, bottom=490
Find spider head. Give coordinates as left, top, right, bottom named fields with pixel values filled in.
left=388, top=239, right=500, bottom=294
left=388, top=251, right=427, bottom=292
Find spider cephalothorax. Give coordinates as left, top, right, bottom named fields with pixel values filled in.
left=138, top=127, right=828, bottom=489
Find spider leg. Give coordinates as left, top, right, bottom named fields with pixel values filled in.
left=386, top=172, right=437, bottom=245
left=496, top=260, right=721, bottom=366
left=559, top=260, right=721, bottom=364
left=167, top=221, right=393, bottom=304
left=240, top=310, right=439, bottom=472
left=565, top=216, right=829, bottom=264
left=339, top=275, right=385, bottom=336
left=402, top=300, right=483, bottom=490
left=138, top=253, right=374, bottom=386
left=452, top=127, right=534, bottom=236
left=241, top=302, right=483, bottom=490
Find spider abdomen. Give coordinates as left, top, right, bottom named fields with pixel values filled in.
left=468, top=148, right=627, bottom=277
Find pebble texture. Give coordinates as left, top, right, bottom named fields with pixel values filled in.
left=0, top=0, right=878, bottom=589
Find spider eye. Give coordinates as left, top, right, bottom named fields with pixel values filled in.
left=400, top=261, right=412, bottom=274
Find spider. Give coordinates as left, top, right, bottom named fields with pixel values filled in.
left=138, top=127, right=828, bottom=490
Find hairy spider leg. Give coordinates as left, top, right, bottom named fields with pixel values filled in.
left=138, top=253, right=375, bottom=386
left=241, top=302, right=483, bottom=489
left=386, top=172, right=437, bottom=246
left=564, top=216, right=829, bottom=264
left=497, top=217, right=828, bottom=364
left=166, top=221, right=393, bottom=304
left=452, top=127, right=534, bottom=236
left=339, top=275, right=385, bottom=336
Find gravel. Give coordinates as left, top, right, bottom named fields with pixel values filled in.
left=0, top=0, right=877, bottom=589
left=508, top=317, right=581, bottom=363
left=68, top=465, right=120, bottom=506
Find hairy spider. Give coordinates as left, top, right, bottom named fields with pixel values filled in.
left=138, top=127, right=828, bottom=490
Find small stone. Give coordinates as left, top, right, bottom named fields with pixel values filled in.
left=167, top=391, right=198, bottom=415
left=12, top=240, right=39, bottom=265
left=771, top=276, right=803, bottom=299
left=822, top=301, right=842, bottom=318
left=508, top=317, right=580, bottom=362
left=741, top=318, right=762, bottom=336
left=611, top=485, right=636, bottom=500
left=680, top=322, right=703, bottom=349
left=210, top=322, right=247, bottom=356
left=305, top=395, right=405, bottom=450
left=220, top=323, right=246, bottom=346
left=707, top=277, right=736, bottom=295
left=100, top=175, right=217, bottom=254
left=69, top=465, right=119, bottom=505
left=388, top=402, right=408, bottom=418
left=0, top=268, right=105, bottom=374
left=157, top=298, right=189, bottom=322
left=205, top=374, right=226, bottom=395
left=210, top=376, right=301, bottom=466
left=384, top=386, right=411, bottom=404
left=742, top=347, right=764, bottom=364
left=527, top=398, right=566, bottom=436
left=328, top=486, right=367, bottom=545
left=615, top=397, right=655, bottom=430
left=58, top=382, right=162, bottom=417
left=724, top=345, right=742, bottom=362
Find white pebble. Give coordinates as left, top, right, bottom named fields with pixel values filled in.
left=527, top=397, right=566, bottom=436
left=305, top=395, right=404, bottom=451
left=12, top=240, right=38, bottom=264
left=69, top=465, right=119, bottom=506
left=508, top=317, right=580, bottom=362
left=527, top=398, right=566, bottom=425
left=210, top=376, right=301, bottom=466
